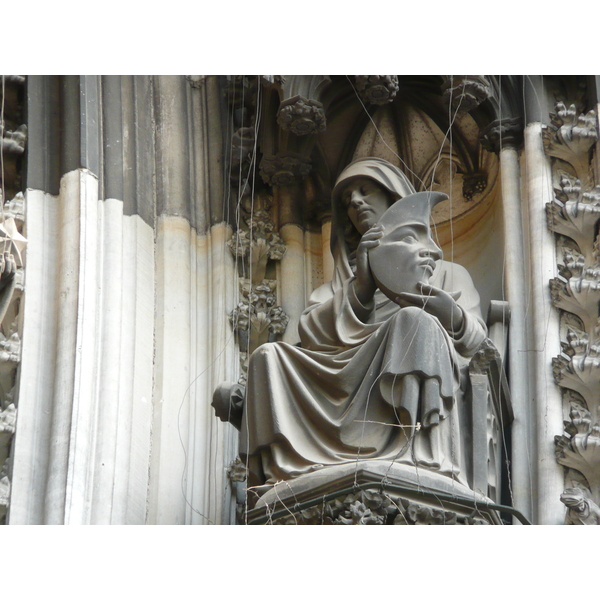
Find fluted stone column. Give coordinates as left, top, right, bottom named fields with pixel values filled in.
left=10, top=75, right=239, bottom=524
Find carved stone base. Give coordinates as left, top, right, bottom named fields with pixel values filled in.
left=243, top=461, right=511, bottom=525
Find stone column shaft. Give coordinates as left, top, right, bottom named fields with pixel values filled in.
left=524, top=123, right=564, bottom=524
left=499, top=146, right=534, bottom=522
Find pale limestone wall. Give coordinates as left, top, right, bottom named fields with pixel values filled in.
left=11, top=170, right=239, bottom=524
left=9, top=76, right=241, bottom=524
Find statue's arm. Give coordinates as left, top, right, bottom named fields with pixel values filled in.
left=299, top=277, right=377, bottom=351
left=446, top=263, right=487, bottom=356
left=299, top=228, right=382, bottom=350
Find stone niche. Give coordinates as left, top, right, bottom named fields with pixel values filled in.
left=216, top=76, right=518, bottom=525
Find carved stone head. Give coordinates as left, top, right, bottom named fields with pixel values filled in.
left=331, top=157, right=418, bottom=250
left=332, top=157, right=416, bottom=208
left=368, top=191, right=447, bottom=299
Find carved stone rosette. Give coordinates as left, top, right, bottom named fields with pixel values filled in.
left=544, top=101, right=600, bottom=523
left=276, top=95, right=326, bottom=136
left=354, top=76, right=399, bottom=106
left=0, top=75, right=27, bottom=524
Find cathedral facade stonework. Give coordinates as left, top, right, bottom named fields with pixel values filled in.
left=3, top=75, right=599, bottom=524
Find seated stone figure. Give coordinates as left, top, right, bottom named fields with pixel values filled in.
left=239, top=157, right=487, bottom=495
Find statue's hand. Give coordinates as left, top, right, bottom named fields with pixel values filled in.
left=395, top=283, right=464, bottom=333
left=354, top=224, right=383, bottom=305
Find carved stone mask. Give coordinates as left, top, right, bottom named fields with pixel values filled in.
left=369, top=191, right=447, bottom=300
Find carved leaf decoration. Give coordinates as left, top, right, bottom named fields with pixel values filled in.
left=550, top=275, right=600, bottom=333
left=0, top=403, right=16, bottom=447
left=547, top=187, right=600, bottom=258
left=556, top=406, right=600, bottom=502
left=552, top=352, right=600, bottom=413
left=544, top=104, right=598, bottom=187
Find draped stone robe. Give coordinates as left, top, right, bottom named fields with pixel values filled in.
left=240, top=260, right=487, bottom=492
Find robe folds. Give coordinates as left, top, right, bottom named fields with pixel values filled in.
left=240, top=260, right=487, bottom=490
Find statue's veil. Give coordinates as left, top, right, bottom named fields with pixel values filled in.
left=326, top=157, right=417, bottom=297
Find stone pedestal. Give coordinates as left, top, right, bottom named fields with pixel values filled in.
left=244, top=462, right=527, bottom=525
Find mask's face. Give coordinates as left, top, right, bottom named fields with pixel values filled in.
left=369, top=220, right=442, bottom=298
left=340, top=178, right=391, bottom=234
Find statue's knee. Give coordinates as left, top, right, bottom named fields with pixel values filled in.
left=250, top=342, right=277, bottom=365
left=392, top=305, right=441, bottom=332
left=398, top=306, right=423, bottom=319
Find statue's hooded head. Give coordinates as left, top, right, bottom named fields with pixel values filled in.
left=332, top=157, right=417, bottom=205
left=330, top=157, right=416, bottom=258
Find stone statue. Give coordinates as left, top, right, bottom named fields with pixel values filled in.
left=238, top=157, right=487, bottom=496
left=561, top=488, right=600, bottom=525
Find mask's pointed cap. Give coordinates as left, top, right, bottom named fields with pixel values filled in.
left=369, top=191, right=448, bottom=300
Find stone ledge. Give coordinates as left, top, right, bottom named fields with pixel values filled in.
left=245, top=461, right=518, bottom=525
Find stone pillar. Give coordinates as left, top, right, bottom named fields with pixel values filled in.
left=147, top=76, right=238, bottom=525
left=279, top=222, right=305, bottom=345
left=499, top=144, right=535, bottom=522
left=321, top=220, right=334, bottom=284
left=524, top=123, right=564, bottom=524
left=10, top=75, right=239, bottom=524
left=11, top=170, right=155, bottom=524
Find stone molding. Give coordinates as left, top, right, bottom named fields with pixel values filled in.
left=244, top=462, right=511, bottom=525
left=480, top=117, right=524, bottom=153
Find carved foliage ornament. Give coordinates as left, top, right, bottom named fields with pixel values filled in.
left=441, top=76, right=492, bottom=114
left=260, top=153, right=312, bottom=188
left=276, top=95, right=326, bottom=136
left=0, top=75, right=26, bottom=523
left=354, top=76, right=399, bottom=106
left=0, top=123, right=26, bottom=155
left=229, top=279, right=290, bottom=350
left=545, top=101, right=600, bottom=522
left=264, top=490, right=491, bottom=525
left=227, top=193, right=289, bottom=382
left=462, top=172, right=488, bottom=202
left=543, top=103, right=598, bottom=188
left=560, top=487, right=600, bottom=525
